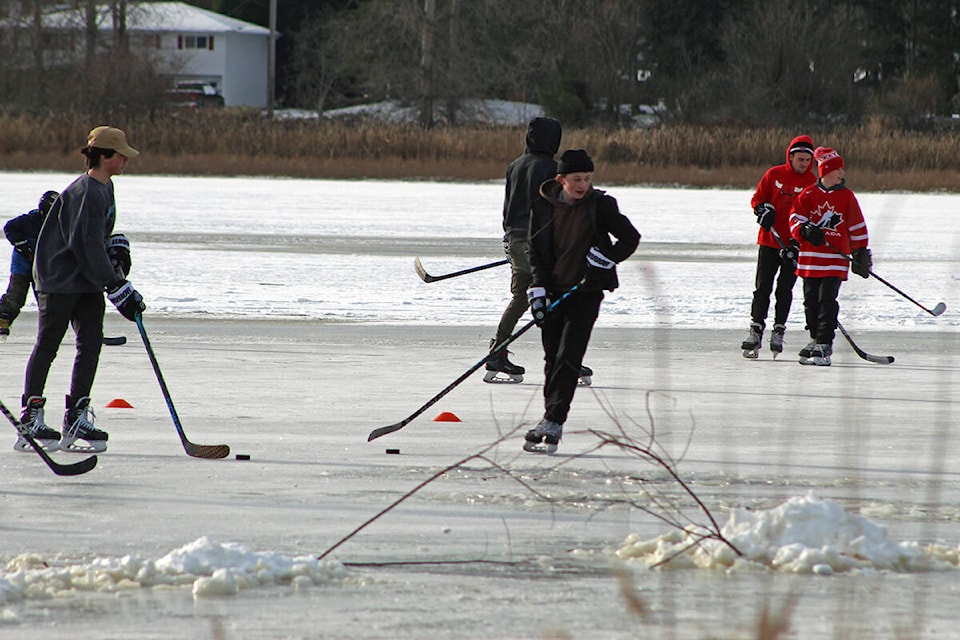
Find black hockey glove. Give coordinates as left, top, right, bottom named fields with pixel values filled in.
left=754, top=203, right=775, bottom=231
left=779, top=239, right=800, bottom=266
left=851, top=247, right=872, bottom=278
left=12, top=239, right=33, bottom=261
left=800, top=223, right=824, bottom=246
left=527, top=287, right=548, bottom=326
left=107, top=233, right=132, bottom=277
left=107, top=280, right=145, bottom=322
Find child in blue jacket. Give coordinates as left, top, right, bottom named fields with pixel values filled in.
left=0, top=190, right=59, bottom=339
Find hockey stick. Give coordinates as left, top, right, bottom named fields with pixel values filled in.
left=414, top=257, right=509, bottom=283
left=368, top=284, right=581, bottom=441
left=135, top=314, right=230, bottom=459
left=771, top=230, right=893, bottom=364
left=823, top=240, right=945, bottom=317
left=0, top=399, right=98, bottom=476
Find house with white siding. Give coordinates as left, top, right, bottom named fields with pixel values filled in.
left=9, top=1, right=272, bottom=108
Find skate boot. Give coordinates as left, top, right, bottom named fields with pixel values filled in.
left=799, top=343, right=832, bottom=367
left=578, top=365, right=593, bottom=386
left=740, top=322, right=763, bottom=359
left=770, top=324, right=786, bottom=357
left=61, top=396, right=108, bottom=453
left=483, top=339, right=524, bottom=383
left=798, top=339, right=817, bottom=359
left=523, top=419, right=562, bottom=454
left=15, top=396, right=61, bottom=452
left=0, top=316, right=10, bottom=341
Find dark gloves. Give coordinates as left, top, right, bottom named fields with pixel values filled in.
left=780, top=239, right=800, bottom=266
left=107, top=280, right=145, bottom=321
left=800, top=223, right=824, bottom=246
left=754, top=203, right=775, bottom=231
left=851, top=247, right=872, bottom=278
left=107, top=233, right=131, bottom=278
left=527, top=287, right=548, bottom=326
left=584, top=246, right=615, bottom=289
left=12, top=239, right=33, bottom=261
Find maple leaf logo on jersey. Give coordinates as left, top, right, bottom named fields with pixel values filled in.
left=812, top=202, right=842, bottom=230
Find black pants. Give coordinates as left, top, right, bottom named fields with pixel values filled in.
left=24, top=292, right=105, bottom=407
left=0, top=274, right=31, bottom=322
left=750, top=245, right=797, bottom=327
left=540, top=290, right=603, bottom=425
left=802, top=277, right=842, bottom=345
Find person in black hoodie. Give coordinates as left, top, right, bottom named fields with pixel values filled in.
left=485, top=117, right=562, bottom=384
left=523, top=149, right=640, bottom=454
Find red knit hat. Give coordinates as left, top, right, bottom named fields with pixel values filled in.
left=814, top=146, right=844, bottom=177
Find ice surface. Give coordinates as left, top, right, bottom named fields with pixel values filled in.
left=1, top=173, right=958, bottom=638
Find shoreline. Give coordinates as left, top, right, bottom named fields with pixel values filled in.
left=4, top=156, right=959, bottom=193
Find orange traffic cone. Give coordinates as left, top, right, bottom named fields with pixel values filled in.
left=433, top=411, right=461, bottom=422
left=105, top=398, right=134, bottom=408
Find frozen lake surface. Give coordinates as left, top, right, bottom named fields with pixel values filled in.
left=3, top=172, right=957, bottom=331
left=0, top=172, right=958, bottom=639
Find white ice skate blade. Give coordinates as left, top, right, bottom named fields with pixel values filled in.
left=59, top=438, right=108, bottom=454
left=798, top=357, right=830, bottom=367
left=522, top=441, right=559, bottom=455
left=742, top=349, right=759, bottom=359
left=13, top=437, right=60, bottom=453
left=578, top=376, right=592, bottom=386
left=483, top=371, right=523, bottom=384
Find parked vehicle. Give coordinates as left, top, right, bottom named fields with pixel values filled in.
left=164, top=82, right=225, bottom=109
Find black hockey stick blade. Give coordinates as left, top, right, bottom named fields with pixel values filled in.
left=102, top=336, right=127, bottom=346
left=837, top=322, right=894, bottom=364
left=0, top=399, right=98, bottom=476
left=413, top=257, right=509, bottom=283
left=135, top=315, right=230, bottom=459
left=368, top=284, right=582, bottom=441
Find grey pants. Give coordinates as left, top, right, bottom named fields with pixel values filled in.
left=494, top=240, right=532, bottom=345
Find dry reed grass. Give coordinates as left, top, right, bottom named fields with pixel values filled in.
left=2, top=112, right=958, bottom=191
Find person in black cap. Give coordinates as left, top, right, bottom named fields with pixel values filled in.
left=485, top=116, right=562, bottom=384
left=523, top=149, right=640, bottom=454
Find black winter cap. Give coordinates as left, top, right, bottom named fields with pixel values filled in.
left=557, top=149, right=594, bottom=174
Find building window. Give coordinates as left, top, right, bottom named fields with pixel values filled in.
left=178, top=35, right=214, bottom=50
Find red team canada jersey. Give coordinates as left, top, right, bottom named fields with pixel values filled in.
left=750, top=135, right=817, bottom=249
left=789, top=183, right=868, bottom=280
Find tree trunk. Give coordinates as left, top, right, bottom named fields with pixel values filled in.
left=419, top=0, right=436, bottom=129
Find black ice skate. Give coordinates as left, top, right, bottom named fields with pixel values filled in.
left=741, top=322, right=763, bottom=359
left=799, top=343, right=832, bottom=367
left=15, top=396, right=61, bottom=453
left=578, top=365, right=593, bottom=386
left=770, top=324, right=786, bottom=357
left=483, top=340, right=524, bottom=383
left=61, top=396, right=108, bottom=453
left=523, top=419, right=562, bottom=454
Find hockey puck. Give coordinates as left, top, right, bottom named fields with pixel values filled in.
left=385, top=448, right=400, bottom=455
left=235, top=454, right=251, bottom=461
left=102, top=336, right=127, bottom=346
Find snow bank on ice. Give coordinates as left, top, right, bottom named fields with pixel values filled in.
left=617, top=493, right=960, bottom=574
left=0, top=537, right=349, bottom=603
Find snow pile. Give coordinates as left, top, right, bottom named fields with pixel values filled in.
left=617, top=493, right=960, bottom=574
left=0, top=537, right=349, bottom=603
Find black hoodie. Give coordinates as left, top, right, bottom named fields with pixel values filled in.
left=501, top=117, right=562, bottom=242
